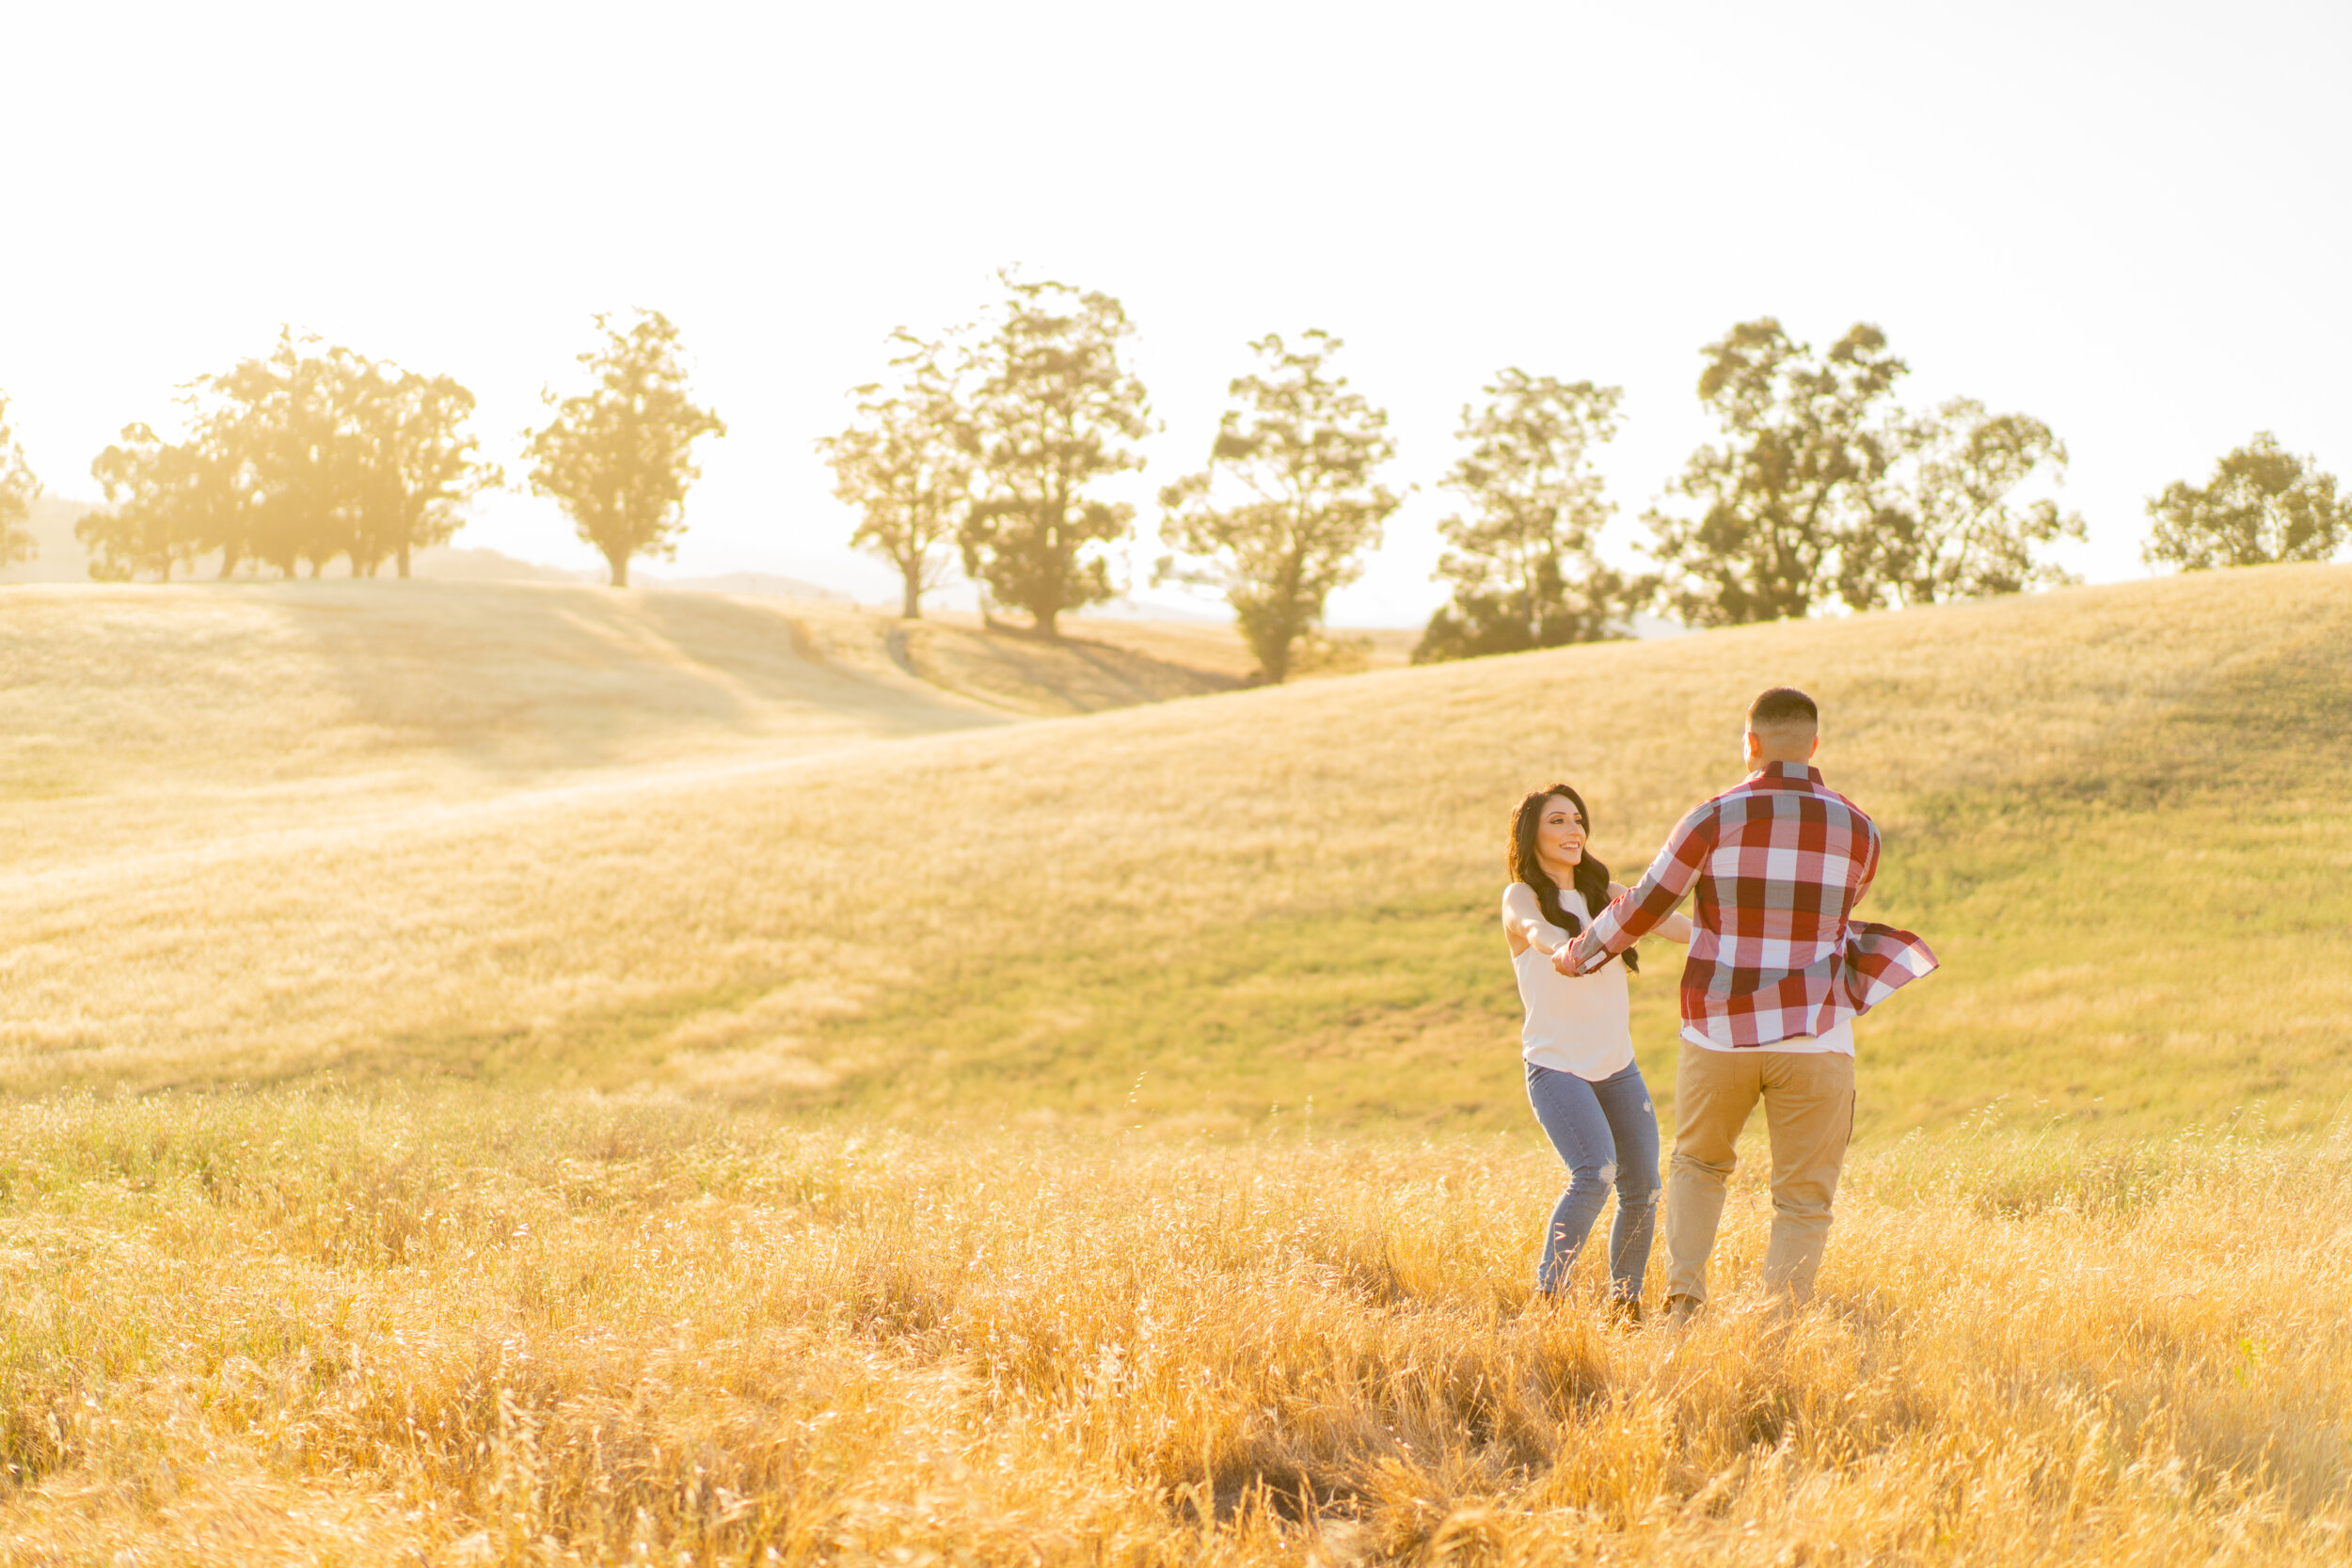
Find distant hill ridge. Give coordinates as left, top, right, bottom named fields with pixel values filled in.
left=1, top=500, right=852, bottom=601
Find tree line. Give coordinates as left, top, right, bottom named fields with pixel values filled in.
left=822, top=277, right=2351, bottom=680
left=5, top=282, right=2346, bottom=684
left=0, top=311, right=724, bottom=589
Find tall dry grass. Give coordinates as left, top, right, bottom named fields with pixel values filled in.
left=0, top=1093, right=2344, bottom=1564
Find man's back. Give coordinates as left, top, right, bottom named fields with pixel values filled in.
left=1573, top=761, right=1934, bottom=1047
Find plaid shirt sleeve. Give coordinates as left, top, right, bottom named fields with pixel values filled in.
left=1566, top=800, right=1715, bottom=974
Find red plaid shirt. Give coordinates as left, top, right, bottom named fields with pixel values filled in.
left=1566, top=762, right=1937, bottom=1048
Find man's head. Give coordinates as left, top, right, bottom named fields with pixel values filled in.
left=1743, top=687, right=1820, bottom=768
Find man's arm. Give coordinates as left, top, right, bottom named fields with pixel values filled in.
left=1563, top=804, right=1715, bottom=974
left=1612, top=881, right=1695, bottom=943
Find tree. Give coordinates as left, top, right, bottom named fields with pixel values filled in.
left=75, top=330, right=491, bottom=582
left=1844, top=400, right=2085, bottom=608
left=348, top=363, right=499, bottom=578
left=1415, top=371, right=1633, bottom=663
left=1646, top=318, right=1906, bottom=626
left=77, top=423, right=231, bottom=581
left=2143, top=434, right=2350, bottom=571
left=198, top=330, right=368, bottom=578
left=525, top=310, right=726, bottom=588
left=1, top=392, right=42, bottom=567
left=961, top=275, right=1151, bottom=635
left=818, top=329, right=972, bottom=619
left=1157, top=332, right=1401, bottom=683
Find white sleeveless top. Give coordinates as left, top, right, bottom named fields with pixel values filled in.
left=1513, top=884, right=1635, bottom=1080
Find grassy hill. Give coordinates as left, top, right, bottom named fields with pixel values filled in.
left=5, top=565, right=2348, bottom=1565
left=0, top=580, right=1263, bottom=872
left=6, top=564, right=2347, bottom=1136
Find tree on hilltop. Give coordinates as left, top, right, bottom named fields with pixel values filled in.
left=199, top=331, right=364, bottom=578
left=1157, top=331, right=1400, bottom=684
left=2143, top=434, right=2349, bottom=570
left=525, top=310, right=726, bottom=588
left=1645, top=318, right=1907, bottom=626
left=1, top=392, right=43, bottom=567
left=79, top=422, right=234, bottom=581
left=1415, top=371, right=1637, bottom=663
left=76, top=330, right=495, bottom=581
left=1844, top=400, right=2085, bottom=608
left=349, top=363, right=500, bottom=578
left=961, top=275, right=1152, bottom=635
left=818, top=328, right=973, bottom=620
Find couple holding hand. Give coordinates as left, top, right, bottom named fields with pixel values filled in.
left=1501, top=687, right=1938, bottom=1323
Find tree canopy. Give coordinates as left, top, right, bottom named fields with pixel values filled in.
left=960, top=276, right=1151, bottom=635
left=524, top=311, right=725, bottom=589
left=1416, top=371, right=1635, bottom=662
left=0, top=392, right=40, bottom=568
left=1847, top=400, right=2085, bottom=608
left=1157, top=331, right=1400, bottom=684
left=74, top=330, right=494, bottom=581
left=352, top=365, right=501, bottom=578
left=80, top=422, right=231, bottom=581
left=2143, top=434, right=2349, bottom=571
left=1645, top=319, right=1907, bottom=626
left=818, top=329, right=973, bottom=620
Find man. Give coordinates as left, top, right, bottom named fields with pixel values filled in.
left=1563, top=687, right=1937, bottom=1319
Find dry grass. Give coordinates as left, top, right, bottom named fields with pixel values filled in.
left=0, top=1093, right=2344, bottom=1565
left=5, top=565, right=2347, bottom=1134
left=5, top=565, right=2351, bottom=1560
left=0, top=581, right=1258, bottom=874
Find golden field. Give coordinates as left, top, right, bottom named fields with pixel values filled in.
left=1, top=565, right=2348, bottom=1562
left=0, top=1093, right=2344, bottom=1565
left=4, top=567, right=2347, bottom=1132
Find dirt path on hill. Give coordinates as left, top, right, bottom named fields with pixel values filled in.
left=0, top=734, right=953, bottom=908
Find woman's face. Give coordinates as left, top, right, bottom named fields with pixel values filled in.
left=1536, top=795, right=1586, bottom=870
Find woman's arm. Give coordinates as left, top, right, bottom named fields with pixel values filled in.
left=1502, top=882, right=1577, bottom=957
left=1610, top=881, right=1692, bottom=943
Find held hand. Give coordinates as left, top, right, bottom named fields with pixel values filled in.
left=1551, top=940, right=1586, bottom=977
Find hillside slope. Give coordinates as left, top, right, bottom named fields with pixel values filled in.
left=0, top=580, right=1251, bottom=872
left=5, top=565, right=2347, bottom=1136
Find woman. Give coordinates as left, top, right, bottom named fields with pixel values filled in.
left=1502, top=784, right=1691, bottom=1314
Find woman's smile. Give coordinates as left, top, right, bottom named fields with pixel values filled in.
left=1538, top=797, right=1587, bottom=873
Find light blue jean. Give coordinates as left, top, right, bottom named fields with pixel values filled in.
left=1525, top=1058, right=1661, bottom=1299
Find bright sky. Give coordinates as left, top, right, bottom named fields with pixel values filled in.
left=5, top=0, right=2345, bottom=623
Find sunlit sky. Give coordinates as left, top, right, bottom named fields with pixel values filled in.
left=5, top=1, right=2346, bottom=622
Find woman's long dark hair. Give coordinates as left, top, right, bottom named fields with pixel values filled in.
left=1508, top=784, right=1639, bottom=974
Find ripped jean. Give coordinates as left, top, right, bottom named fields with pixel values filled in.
left=1525, top=1059, right=1661, bottom=1299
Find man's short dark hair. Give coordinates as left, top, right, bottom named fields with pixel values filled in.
left=1747, top=687, right=1819, bottom=731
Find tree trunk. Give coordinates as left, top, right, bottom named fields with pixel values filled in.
left=608, top=551, right=630, bottom=588
left=900, top=572, right=921, bottom=620
left=397, top=542, right=412, bottom=579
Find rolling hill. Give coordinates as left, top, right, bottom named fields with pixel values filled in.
left=5, top=563, right=2349, bottom=1566
left=6, top=564, right=2347, bottom=1133
left=0, top=579, right=1274, bottom=873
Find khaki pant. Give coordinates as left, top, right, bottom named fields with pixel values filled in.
left=1664, top=1046, right=1855, bottom=1306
